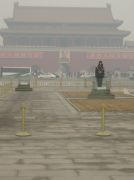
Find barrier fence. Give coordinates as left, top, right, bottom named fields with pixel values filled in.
left=14, top=103, right=112, bottom=137
left=0, top=78, right=14, bottom=97
left=31, top=78, right=134, bottom=89
left=0, top=77, right=134, bottom=90
left=31, top=78, right=92, bottom=88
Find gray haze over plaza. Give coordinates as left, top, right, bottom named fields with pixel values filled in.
left=0, top=0, right=134, bottom=73
left=0, top=1, right=134, bottom=180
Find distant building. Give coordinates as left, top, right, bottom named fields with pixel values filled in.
left=0, top=3, right=130, bottom=47
left=0, top=2, right=133, bottom=73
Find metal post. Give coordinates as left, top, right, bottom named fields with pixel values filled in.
left=96, top=104, right=111, bottom=136
left=84, top=78, right=87, bottom=88
left=1, top=83, right=4, bottom=97
left=60, top=74, right=63, bottom=87
left=16, top=104, right=31, bottom=136
left=22, top=105, right=26, bottom=131
left=60, top=79, right=62, bottom=87
left=35, top=77, right=38, bottom=88
left=0, top=86, right=1, bottom=97
left=101, top=105, right=105, bottom=131
left=10, top=80, right=13, bottom=92
left=3, top=81, right=6, bottom=96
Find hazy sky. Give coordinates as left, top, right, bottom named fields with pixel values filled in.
left=0, top=0, right=133, bottom=40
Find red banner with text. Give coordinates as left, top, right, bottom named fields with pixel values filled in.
left=0, top=51, right=44, bottom=59
left=87, top=52, right=134, bottom=60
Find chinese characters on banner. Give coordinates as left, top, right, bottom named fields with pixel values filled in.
left=0, top=51, right=44, bottom=59
left=0, top=51, right=134, bottom=60
left=59, top=49, right=71, bottom=60
left=87, top=52, right=134, bottom=60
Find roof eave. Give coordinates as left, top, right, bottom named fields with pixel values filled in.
left=3, top=19, right=123, bottom=26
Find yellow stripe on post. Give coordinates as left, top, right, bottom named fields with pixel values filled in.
left=96, top=103, right=111, bottom=136
left=16, top=104, right=31, bottom=137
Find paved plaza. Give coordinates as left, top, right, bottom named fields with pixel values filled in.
left=0, top=89, right=134, bottom=180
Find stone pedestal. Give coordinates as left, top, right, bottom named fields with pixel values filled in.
left=88, top=77, right=115, bottom=99
left=15, top=83, right=32, bottom=91
left=15, top=78, right=32, bottom=91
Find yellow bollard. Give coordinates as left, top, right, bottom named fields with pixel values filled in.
left=2, top=82, right=6, bottom=96
left=60, top=78, right=62, bottom=87
left=35, top=78, right=38, bottom=88
left=33, top=78, right=37, bottom=88
left=8, top=83, right=10, bottom=93
left=60, top=74, right=63, bottom=87
left=0, top=79, right=5, bottom=97
left=1, top=86, right=4, bottom=97
left=5, top=83, right=8, bottom=95
left=0, top=86, right=2, bottom=97
left=10, top=80, right=14, bottom=92
left=32, top=78, right=37, bottom=88
left=5, top=83, right=9, bottom=94
left=96, top=104, right=111, bottom=136
left=84, top=78, right=87, bottom=88
left=4, top=82, right=8, bottom=96
left=16, top=104, right=31, bottom=136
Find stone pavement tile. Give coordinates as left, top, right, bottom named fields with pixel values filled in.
left=22, top=142, right=58, bottom=147
left=1, top=146, right=47, bottom=151
left=68, top=153, right=95, bottom=159
left=79, top=170, right=125, bottom=176
left=0, top=178, right=33, bottom=180
left=23, top=149, right=68, bottom=155
left=0, top=164, right=46, bottom=170
left=66, top=146, right=91, bottom=150
left=0, top=170, right=17, bottom=176
left=68, top=149, right=114, bottom=154
left=112, top=176, right=134, bottom=180
left=18, top=170, right=77, bottom=177
left=51, top=175, right=110, bottom=180
left=45, top=129, right=76, bottom=133
left=117, top=150, right=134, bottom=154
left=74, top=158, right=118, bottom=163
left=45, top=155, right=68, bottom=159
left=0, top=154, right=45, bottom=159
left=24, top=158, right=72, bottom=164
left=22, top=143, right=63, bottom=149
left=107, top=164, right=134, bottom=170
left=0, top=158, right=18, bottom=164
left=0, top=150, right=22, bottom=155
left=48, top=164, right=100, bottom=170
left=0, top=143, right=23, bottom=147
